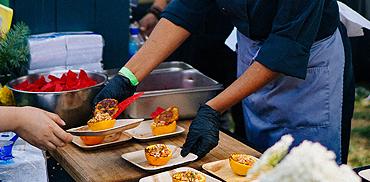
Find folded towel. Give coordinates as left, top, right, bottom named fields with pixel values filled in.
left=28, top=32, right=104, bottom=72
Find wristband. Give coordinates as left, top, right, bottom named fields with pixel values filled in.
left=118, top=67, right=139, bottom=86
left=147, top=5, right=162, bottom=20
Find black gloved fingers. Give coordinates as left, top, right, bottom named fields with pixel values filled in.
left=93, top=87, right=112, bottom=105
left=93, top=75, right=136, bottom=105
left=181, top=132, right=200, bottom=157
left=197, top=104, right=221, bottom=125
left=193, top=137, right=219, bottom=158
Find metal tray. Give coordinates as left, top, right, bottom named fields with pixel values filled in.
left=124, top=68, right=223, bottom=119
left=104, top=61, right=194, bottom=79
left=151, top=61, right=194, bottom=73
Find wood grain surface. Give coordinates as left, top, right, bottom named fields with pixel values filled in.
left=50, top=121, right=261, bottom=182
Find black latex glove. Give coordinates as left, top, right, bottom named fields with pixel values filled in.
left=93, top=75, right=136, bottom=105
left=181, top=104, right=221, bottom=158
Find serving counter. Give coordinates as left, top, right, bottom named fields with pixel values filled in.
left=50, top=120, right=261, bottom=182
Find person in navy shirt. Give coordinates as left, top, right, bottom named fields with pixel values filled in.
left=95, top=0, right=354, bottom=164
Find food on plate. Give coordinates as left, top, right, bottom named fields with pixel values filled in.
left=87, top=113, right=116, bottom=130
left=172, top=170, right=206, bottom=182
left=79, top=135, right=105, bottom=146
left=94, top=98, right=119, bottom=116
left=229, top=153, right=258, bottom=176
left=145, top=144, right=172, bottom=166
left=80, top=112, right=116, bottom=145
left=151, top=106, right=179, bottom=136
left=150, top=107, right=165, bottom=119
left=13, top=70, right=97, bottom=92
left=103, top=132, right=123, bottom=143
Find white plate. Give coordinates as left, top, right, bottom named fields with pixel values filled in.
left=202, top=159, right=259, bottom=182
left=139, top=167, right=222, bottom=182
left=121, top=145, right=198, bottom=171
left=67, top=118, right=144, bottom=136
left=359, top=169, right=370, bottom=181
left=125, top=120, right=185, bottom=141
left=72, top=132, right=132, bottom=150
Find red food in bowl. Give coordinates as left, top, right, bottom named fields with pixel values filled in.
left=14, top=70, right=97, bottom=92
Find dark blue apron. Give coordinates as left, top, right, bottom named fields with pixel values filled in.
left=237, top=29, right=345, bottom=164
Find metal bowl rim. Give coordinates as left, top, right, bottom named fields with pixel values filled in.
left=6, top=70, right=107, bottom=94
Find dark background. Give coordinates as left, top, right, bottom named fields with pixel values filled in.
left=10, top=0, right=130, bottom=70
left=339, top=0, right=370, bottom=84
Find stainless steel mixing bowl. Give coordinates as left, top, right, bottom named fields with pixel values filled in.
left=7, top=70, right=107, bottom=129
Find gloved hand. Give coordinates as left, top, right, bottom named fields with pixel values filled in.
left=181, top=104, right=221, bottom=158
left=93, top=75, right=136, bottom=105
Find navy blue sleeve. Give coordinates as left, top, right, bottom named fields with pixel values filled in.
left=161, top=0, right=215, bottom=33
left=255, top=0, right=326, bottom=79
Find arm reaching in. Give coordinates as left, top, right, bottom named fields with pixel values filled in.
left=94, top=18, right=190, bottom=103
left=207, top=61, right=279, bottom=113
left=0, top=106, right=73, bottom=151
left=181, top=61, right=279, bottom=158
left=139, top=0, right=168, bottom=36
left=125, top=18, right=190, bottom=81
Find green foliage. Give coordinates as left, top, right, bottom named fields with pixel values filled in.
left=355, top=87, right=370, bottom=101
left=348, top=100, right=370, bottom=167
left=352, top=125, right=370, bottom=139
left=353, top=101, right=370, bottom=120
left=0, top=22, right=30, bottom=78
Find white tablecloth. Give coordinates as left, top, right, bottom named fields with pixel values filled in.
left=0, top=139, right=47, bottom=182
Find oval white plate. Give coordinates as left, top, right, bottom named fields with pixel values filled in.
left=67, top=118, right=144, bottom=136
left=121, top=145, right=197, bottom=171
left=72, top=132, right=132, bottom=150
left=359, top=169, right=370, bottom=181
left=125, top=120, right=185, bottom=141
left=139, top=167, right=221, bottom=182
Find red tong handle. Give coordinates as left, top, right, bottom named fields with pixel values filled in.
left=112, top=92, right=144, bottom=119
left=150, top=107, right=165, bottom=119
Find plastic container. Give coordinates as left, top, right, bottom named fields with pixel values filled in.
left=128, top=23, right=144, bottom=58
left=0, top=134, right=18, bottom=163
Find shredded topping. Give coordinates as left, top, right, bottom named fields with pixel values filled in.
left=152, top=119, right=174, bottom=127
left=145, top=144, right=171, bottom=158
left=87, top=113, right=112, bottom=124
left=230, top=154, right=257, bottom=166
left=172, top=171, right=205, bottom=182
left=153, top=107, right=179, bottom=126
left=94, top=98, right=119, bottom=116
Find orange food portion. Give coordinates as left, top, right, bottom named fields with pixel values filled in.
left=87, top=119, right=116, bottom=131
left=151, top=106, right=179, bottom=136
left=172, top=171, right=206, bottom=182
left=80, top=136, right=105, bottom=145
left=151, top=120, right=177, bottom=136
left=80, top=98, right=119, bottom=146
left=80, top=114, right=116, bottom=146
left=154, top=106, right=179, bottom=124
left=145, top=144, right=172, bottom=166
left=229, top=154, right=258, bottom=176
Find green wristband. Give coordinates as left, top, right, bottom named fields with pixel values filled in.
left=118, top=67, right=139, bottom=86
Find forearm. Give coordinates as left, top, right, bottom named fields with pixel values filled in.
left=207, top=61, right=279, bottom=113
left=153, top=0, right=168, bottom=9
left=0, top=107, right=22, bottom=132
left=125, top=18, right=190, bottom=81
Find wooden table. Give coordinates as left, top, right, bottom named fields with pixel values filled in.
left=50, top=121, right=261, bottom=182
